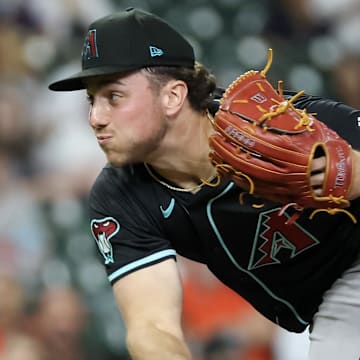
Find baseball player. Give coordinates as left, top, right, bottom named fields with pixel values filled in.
left=49, top=8, right=360, bottom=360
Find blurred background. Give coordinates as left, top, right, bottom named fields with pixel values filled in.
left=0, top=0, right=359, bottom=359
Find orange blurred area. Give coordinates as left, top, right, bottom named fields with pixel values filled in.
left=180, top=257, right=275, bottom=360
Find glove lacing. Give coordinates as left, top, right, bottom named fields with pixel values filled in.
left=209, top=49, right=357, bottom=224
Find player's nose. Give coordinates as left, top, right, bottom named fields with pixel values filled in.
left=88, top=102, right=110, bottom=129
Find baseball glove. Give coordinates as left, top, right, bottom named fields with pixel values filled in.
left=209, top=49, right=356, bottom=223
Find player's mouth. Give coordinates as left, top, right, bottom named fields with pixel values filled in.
left=97, top=135, right=113, bottom=145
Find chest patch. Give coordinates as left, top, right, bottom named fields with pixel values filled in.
left=248, top=208, right=319, bottom=270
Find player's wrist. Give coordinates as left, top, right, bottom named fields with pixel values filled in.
left=349, top=150, right=360, bottom=200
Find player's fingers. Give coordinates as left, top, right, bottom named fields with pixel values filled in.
left=310, top=172, right=325, bottom=195
left=310, top=156, right=326, bottom=195
left=311, top=156, right=326, bottom=173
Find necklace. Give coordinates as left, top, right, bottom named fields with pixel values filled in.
left=144, top=163, right=218, bottom=193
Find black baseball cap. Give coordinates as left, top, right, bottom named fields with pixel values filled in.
left=49, top=8, right=195, bottom=91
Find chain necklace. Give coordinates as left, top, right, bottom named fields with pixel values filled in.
left=144, top=163, right=218, bottom=193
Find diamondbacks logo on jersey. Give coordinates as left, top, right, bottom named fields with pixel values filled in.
left=82, top=29, right=99, bottom=61
left=91, top=217, right=120, bottom=264
left=248, top=208, right=319, bottom=270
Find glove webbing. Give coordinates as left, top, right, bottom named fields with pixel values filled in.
left=228, top=49, right=314, bottom=134
left=209, top=49, right=357, bottom=224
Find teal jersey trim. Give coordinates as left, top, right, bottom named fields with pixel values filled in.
left=206, top=182, right=308, bottom=326
left=108, top=249, right=177, bottom=282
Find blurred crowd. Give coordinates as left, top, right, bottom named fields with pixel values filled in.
left=0, top=0, right=359, bottom=359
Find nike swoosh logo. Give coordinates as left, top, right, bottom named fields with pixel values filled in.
left=160, top=198, right=175, bottom=219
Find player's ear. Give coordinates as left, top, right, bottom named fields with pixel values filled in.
left=161, top=80, right=188, bottom=116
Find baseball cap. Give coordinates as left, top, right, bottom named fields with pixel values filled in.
left=49, top=8, right=195, bottom=91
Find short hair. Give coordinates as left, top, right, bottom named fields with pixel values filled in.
left=143, top=62, right=217, bottom=112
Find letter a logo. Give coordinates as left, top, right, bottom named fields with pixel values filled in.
left=248, top=208, right=319, bottom=270
left=82, top=29, right=99, bottom=61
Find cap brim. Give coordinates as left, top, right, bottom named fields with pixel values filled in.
left=48, top=66, right=138, bottom=91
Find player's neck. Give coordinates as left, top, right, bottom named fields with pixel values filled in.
left=145, top=109, right=216, bottom=188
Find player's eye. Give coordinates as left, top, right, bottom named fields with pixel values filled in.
left=109, top=92, right=122, bottom=103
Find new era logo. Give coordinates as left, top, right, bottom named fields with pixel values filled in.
left=149, top=46, right=164, bottom=57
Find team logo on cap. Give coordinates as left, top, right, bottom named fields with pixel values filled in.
left=82, top=29, right=99, bottom=60
left=149, top=46, right=164, bottom=57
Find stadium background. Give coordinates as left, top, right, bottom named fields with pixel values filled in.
left=0, top=0, right=359, bottom=359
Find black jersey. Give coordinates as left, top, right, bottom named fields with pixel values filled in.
left=89, top=93, right=360, bottom=333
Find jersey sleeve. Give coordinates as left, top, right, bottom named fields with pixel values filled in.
left=88, top=167, right=176, bottom=285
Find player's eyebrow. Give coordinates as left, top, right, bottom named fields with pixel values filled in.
left=101, top=79, right=126, bottom=86
left=86, top=78, right=126, bottom=95
left=89, top=77, right=125, bottom=87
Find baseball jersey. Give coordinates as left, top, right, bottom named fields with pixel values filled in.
left=89, top=92, right=360, bottom=333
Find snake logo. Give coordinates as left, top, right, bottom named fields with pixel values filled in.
left=91, top=217, right=120, bottom=264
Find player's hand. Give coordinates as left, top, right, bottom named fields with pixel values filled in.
left=348, top=150, right=360, bottom=200
left=310, top=157, right=326, bottom=196
left=311, top=151, right=360, bottom=201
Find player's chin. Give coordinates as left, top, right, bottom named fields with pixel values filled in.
left=106, top=156, right=129, bottom=167
left=105, top=150, right=139, bottom=167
